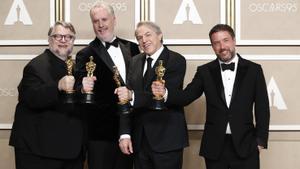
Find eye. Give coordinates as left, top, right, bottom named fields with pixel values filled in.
left=136, top=36, right=142, bottom=41
left=212, top=41, right=219, bottom=46
left=65, top=35, right=74, bottom=41
left=145, top=33, right=151, bottom=37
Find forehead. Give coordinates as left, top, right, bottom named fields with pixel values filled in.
left=211, top=31, right=233, bottom=40
left=91, top=7, right=111, bottom=18
left=52, top=25, right=72, bottom=34
left=136, top=25, right=156, bottom=35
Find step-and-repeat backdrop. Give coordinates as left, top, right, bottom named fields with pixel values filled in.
left=1, top=0, right=300, bottom=169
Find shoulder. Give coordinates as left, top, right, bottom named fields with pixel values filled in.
left=118, top=37, right=140, bottom=54
left=238, top=55, right=262, bottom=70
left=27, top=50, right=49, bottom=67
left=118, top=37, right=137, bottom=45
left=23, top=50, right=51, bottom=74
left=196, top=59, right=217, bottom=71
left=129, top=53, right=145, bottom=67
left=131, top=53, right=144, bottom=62
left=76, top=41, right=98, bottom=60
left=77, top=46, right=93, bottom=55
left=166, top=48, right=186, bottom=63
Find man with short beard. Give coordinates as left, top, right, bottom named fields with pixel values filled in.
left=9, top=21, right=84, bottom=169
left=152, top=24, right=270, bottom=169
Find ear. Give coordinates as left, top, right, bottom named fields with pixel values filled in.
left=158, top=33, right=163, bottom=41
left=113, top=16, right=116, bottom=26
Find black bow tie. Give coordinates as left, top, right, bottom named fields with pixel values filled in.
left=221, top=63, right=235, bottom=71
left=105, top=39, right=119, bottom=49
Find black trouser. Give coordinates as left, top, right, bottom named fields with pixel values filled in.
left=205, top=135, right=260, bottom=169
left=87, top=140, right=133, bottom=169
left=15, top=149, right=84, bottom=169
left=134, top=134, right=183, bottom=169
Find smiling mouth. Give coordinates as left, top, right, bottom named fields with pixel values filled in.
left=98, top=28, right=107, bottom=33
left=143, top=43, right=151, bottom=50
left=220, top=50, right=228, bottom=54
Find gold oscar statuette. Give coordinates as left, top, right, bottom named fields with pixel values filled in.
left=62, top=56, right=75, bottom=104
left=113, top=66, right=130, bottom=114
left=86, top=56, right=96, bottom=79
left=81, top=56, right=96, bottom=104
left=152, top=60, right=166, bottom=110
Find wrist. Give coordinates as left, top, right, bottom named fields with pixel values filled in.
left=128, top=90, right=133, bottom=101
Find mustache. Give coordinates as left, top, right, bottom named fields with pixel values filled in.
left=219, top=49, right=228, bottom=53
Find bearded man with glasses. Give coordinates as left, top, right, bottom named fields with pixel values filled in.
left=9, top=21, right=85, bottom=169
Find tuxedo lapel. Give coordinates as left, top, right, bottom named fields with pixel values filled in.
left=118, top=38, right=131, bottom=71
left=90, top=38, right=126, bottom=85
left=230, top=54, right=248, bottom=106
left=134, top=54, right=146, bottom=90
left=209, top=59, right=227, bottom=106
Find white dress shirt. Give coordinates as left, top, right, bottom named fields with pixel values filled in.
left=219, top=55, right=239, bottom=134
left=143, top=45, right=164, bottom=75
left=102, top=37, right=127, bottom=82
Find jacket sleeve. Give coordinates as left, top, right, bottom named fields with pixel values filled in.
left=18, top=64, right=60, bottom=109
left=254, top=65, right=270, bottom=148
left=167, top=66, right=205, bottom=106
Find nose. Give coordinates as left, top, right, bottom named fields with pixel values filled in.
left=138, top=37, right=146, bottom=45
left=219, top=42, right=225, bottom=50
left=142, top=36, right=147, bottom=43
left=98, top=21, right=103, bottom=28
left=61, top=36, right=67, bottom=42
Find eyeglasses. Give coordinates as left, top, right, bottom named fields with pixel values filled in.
left=50, top=34, right=74, bottom=41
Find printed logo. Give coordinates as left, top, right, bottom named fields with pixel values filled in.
left=248, top=0, right=298, bottom=13
left=5, top=0, right=32, bottom=25
left=267, top=76, right=287, bottom=110
left=173, top=0, right=202, bottom=24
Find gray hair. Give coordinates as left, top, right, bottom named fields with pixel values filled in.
left=135, top=21, right=163, bottom=43
left=48, top=21, right=76, bottom=36
left=135, top=21, right=162, bottom=37
left=90, top=2, right=115, bottom=17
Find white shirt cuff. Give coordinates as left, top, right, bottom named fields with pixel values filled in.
left=163, top=88, right=168, bottom=102
left=130, top=90, right=135, bottom=105
left=119, top=134, right=131, bottom=142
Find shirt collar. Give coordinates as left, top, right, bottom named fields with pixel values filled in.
left=218, top=54, right=239, bottom=71
left=146, top=45, right=164, bottom=62
left=100, top=36, right=117, bottom=46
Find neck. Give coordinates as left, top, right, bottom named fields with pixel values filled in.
left=98, top=35, right=116, bottom=43
left=49, top=48, right=67, bottom=61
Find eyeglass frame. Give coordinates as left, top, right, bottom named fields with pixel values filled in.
left=50, top=34, right=75, bottom=41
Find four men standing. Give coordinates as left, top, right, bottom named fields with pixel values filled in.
left=9, top=2, right=270, bottom=169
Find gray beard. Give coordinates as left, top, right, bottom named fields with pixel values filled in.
left=50, top=48, right=72, bottom=61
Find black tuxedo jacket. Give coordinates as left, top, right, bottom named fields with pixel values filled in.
left=75, top=37, right=140, bottom=141
left=168, top=54, right=270, bottom=160
left=9, top=49, right=83, bottom=159
left=120, top=47, right=189, bottom=153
